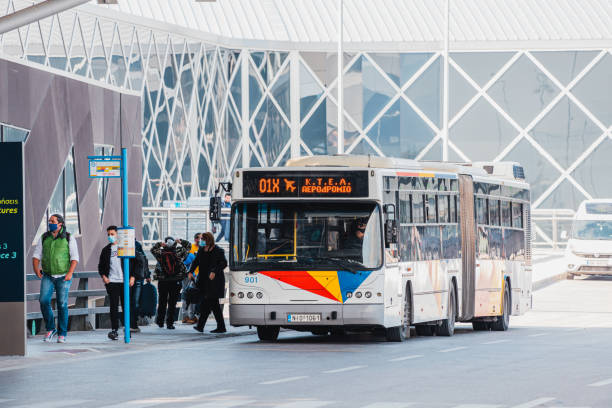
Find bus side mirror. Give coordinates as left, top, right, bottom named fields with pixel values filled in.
left=209, top=197, right=221, bottom=221
left=560, top=230, right=568, bottom=240
left=385, top=219, right=398, bottom=246
left=383, top=203, right=397, bottom=246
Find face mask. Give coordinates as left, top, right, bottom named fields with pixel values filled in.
left=108, top=235, right=117, bottom=244
left=166, top=239, right=175, bottom=247
left=48, top=223, right=59, bottom=232
left=198, top=240, right=206, bottom=247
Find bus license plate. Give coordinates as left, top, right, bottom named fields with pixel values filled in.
left=287, top=313, right=321, bottom=323
left=586, top=259, right=607, bottom=266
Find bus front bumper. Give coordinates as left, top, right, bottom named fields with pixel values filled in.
left=229, top=304, right=384, bottom=327
left=566, top=253, right=612, bottom=275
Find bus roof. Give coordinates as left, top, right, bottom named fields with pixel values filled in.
left=285, top=155, right=525, bottom=182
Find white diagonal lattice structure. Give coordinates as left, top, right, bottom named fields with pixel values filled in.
left=1, top=0, right=612, bottom=244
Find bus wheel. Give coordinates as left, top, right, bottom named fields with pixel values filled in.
left=491, top=284, right=510, bottom=331
left=472, top=321, right=489, bottom=331
left=436, top=287, right=456, bottom=337
left=386, top=291, right=411, bottom=342
left=415, top=325, right=435, bottom=336
left=257, top=326, right=280, bottom=342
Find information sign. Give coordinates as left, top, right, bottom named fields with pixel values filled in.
left=89, top=158, right=122, bottom=178
left=117, top=227, right=135, bottom=258
left=243, top=171, right=369, bottom=198
left=0, top=142, right=25, bottom=355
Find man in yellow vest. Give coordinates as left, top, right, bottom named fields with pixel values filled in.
left=32, top=214, right=79, bottom=343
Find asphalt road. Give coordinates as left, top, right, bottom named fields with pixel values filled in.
left=1, top=276, right=611, bottom=408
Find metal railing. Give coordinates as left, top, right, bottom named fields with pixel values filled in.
left=531, top=208, right=575, bottom=250
left=26, top=271, right=109, bottom=331
left=142, top=207, right=212, bottom=248
left=142, top=206, right=230, bottom=251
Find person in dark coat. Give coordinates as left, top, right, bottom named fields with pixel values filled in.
left=189, top=232, right=228, bottom=333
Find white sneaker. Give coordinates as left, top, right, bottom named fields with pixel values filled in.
left=57, top=336, right=66, bottom=343
left=44, top=330, right=57, bottom=342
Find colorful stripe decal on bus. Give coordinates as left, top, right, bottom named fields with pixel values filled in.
left=396, top=172, right=457, bottom=179
left=258, top=270, right=372, bottom=303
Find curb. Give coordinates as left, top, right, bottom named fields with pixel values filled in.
left=533, top=271, right=567, bottom=291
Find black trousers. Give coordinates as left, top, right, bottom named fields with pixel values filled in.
left=157, top=280, right=181, bottom=326
left=106, top=282, right=124, bottom=331
left=106, top=282, right=139, bottom=331
left=196, top=297, right=225, bottom=330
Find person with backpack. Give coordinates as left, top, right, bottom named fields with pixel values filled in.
left=32, top=214, right=79, bottom=343
left=189, top=232, right=228, bottom=333
left=151, top=236, right=190, bottom=330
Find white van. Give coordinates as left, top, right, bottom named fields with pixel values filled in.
left=563, top=200, right=612, bottom=279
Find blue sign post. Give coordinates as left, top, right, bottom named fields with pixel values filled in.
left=88, top=148, right=133, bottom=343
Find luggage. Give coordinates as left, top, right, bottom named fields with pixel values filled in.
left=139, top=282, right=158, bottom=317
left=184, top=280, right=201, bottom=304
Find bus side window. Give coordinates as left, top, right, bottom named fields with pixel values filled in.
left=442, top=224, right=460, bottom=259
left=438, top=195, right=450, bottom=223
left=501, top=201, right=512, bottom=227
left=423, top=226, right=441, bottom=261
left=489, top=199, right=500, bottom=226
left=476, top=197, right=487, bottom=225
left=412, top=194, right=425, bottom=223
left=477, top=226, right=490, bottom=259
left=488, top=227, right=502, bottom=260
left=512, top=203, right=523, bottom=228
left=426, top=194, right=437, bottom=223
left=449, top=195, right=457, bottom=223
left=399, top=191, right=411, bottom=224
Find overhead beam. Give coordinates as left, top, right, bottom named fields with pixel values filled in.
left=0, top=0, right=90, bottom=35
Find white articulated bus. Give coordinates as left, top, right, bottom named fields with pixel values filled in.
left=228, top=156, right=532, bottom=342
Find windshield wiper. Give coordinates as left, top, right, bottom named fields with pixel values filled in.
left=298, top=256, right=361, bottom=273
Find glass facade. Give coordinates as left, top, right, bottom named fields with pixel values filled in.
left=1, top=5, right=611, bottom=245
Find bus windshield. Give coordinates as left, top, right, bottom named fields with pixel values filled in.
left=572, top=220, right=612, bottom=240
left=231, top=201, right=383, bottom=271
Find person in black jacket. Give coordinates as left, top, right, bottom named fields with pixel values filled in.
left=98, top=225, right=136, bottom=340
left=189, top=232, right=228, bottom=333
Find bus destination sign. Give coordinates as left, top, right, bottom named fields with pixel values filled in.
left=243, top=171, right=369, bottom=198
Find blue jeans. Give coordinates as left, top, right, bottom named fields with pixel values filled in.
left=39, top=274, right=72, bottom=336
left=216, top=219, right=230, bottom=242
left=131, top=279, right=144, bottom=325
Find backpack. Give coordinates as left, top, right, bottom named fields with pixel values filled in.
left=139, top=282, right=158, bottom=318
left=161, top=248, right=180, bottom=277
left=133, top=250, right=148, bottom=280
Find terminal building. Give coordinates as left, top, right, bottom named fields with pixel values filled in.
left=1, top=0, right=612, bottom=249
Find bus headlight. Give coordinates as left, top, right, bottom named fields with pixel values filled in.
left=355, top=292, right=363, bottom=298
left=365, top=291, right=372, bottom=298
left=346, top=292, right=353, bottom=298
left=247, top=292, right=254, bottom=299
left=256, top=292, right=263, bottom=299
left=237, top=292, right=244, bottom=299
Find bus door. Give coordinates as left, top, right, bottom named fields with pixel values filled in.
left=382, top=177, right=401, bottom=322
left=458, top=174, right=475, bottom=321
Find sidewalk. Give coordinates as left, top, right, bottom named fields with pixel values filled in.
left=0, top=319, right=255, bottom=370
